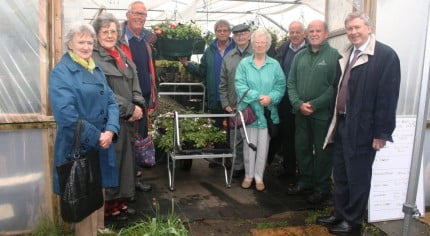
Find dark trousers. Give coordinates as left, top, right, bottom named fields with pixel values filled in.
left=333, top=115, right=376, bottom=225
left=295, top=114, right=333, bottom=193
left=267, top=112, right=296, bottom=172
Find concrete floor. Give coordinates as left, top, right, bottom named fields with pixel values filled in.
left=133, top=157, right=321, bottom=220
left=107, top=156, right=430, bottom=235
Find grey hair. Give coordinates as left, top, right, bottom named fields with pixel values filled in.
left=128, top=1, right=145, bottom=12
left=344, top=11, right=372, bottom=27
left=250, top=28, right=272, bottom=51
left=93, top=13, right=121, bottom=36
left=64, top=23, right=96, bottom=49
left=289, top=21, right=305, bottom=32
left=214, top=19, right=231, bottom=32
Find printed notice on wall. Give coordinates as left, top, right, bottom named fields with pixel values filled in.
left=368, top=116, right=425, bottom=222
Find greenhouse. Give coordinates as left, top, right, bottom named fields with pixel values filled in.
left=1, top=0, right=430, bottom=235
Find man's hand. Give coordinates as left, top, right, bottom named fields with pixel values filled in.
left=259, top=95, right=272, bottom=107
left=225, top=106, right=233, bottom=113
left=372, top=139, right=386, bottom=151
left=178, top=57, right=188, bottom=67
left=299, top=102, right=314, bottom=116
left=99, top=131, right=114, bottom=149
left=128, top=105, right=143, bottom=122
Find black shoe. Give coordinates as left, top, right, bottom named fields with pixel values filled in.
left=316, top=215, right=341, bottom=226
left=136, top=181, right=152, bottom=192
left=105, top=212, right=128, bottom=222
left=329, top=220, right=361, bottom=234
left=307, top=191, right=329, bottom=204
left=286, top=185, right=313, bottom=195
left=232, top=169, right=245, bottom=179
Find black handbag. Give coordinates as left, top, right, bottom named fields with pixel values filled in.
left=264, top=107, right=279, bottom=138
left=56, top=120, right=103, bottom=223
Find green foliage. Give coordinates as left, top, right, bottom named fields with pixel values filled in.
left=29, top=215, right=72, bottom=236
left=362, top=223, right=387, bottom=236
left=304, top=207, right=332, bottom=225
left=117, top=199, right=188, bottom=236
left=202, top=30, right=215, bottom=45
left=152, top=22, right=203, bottom=40
left=153, top=112, right=227, bottom=152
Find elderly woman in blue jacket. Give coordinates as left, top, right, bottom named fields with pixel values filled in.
left=49, top=23, right=119, bottom=235
left=235, top=28, right=286, bottom=191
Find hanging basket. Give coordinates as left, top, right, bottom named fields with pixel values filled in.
left=192, top=39, right=206, bottom=54
left=156, top=39, right=194, bottom=58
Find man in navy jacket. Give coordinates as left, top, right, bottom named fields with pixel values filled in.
left=318, top=12, right=401, bottom=234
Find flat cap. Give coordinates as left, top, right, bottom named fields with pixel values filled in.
left=232, top=24, right=250, bottom=33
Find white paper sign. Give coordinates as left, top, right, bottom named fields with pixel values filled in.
left=368, top=116, right=425, bottom=222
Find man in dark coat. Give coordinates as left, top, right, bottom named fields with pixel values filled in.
left=269, top=21, right=306, bottom=180
left=317, top=12, right=401, bottom=234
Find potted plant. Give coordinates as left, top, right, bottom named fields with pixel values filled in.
left=152, top=21, right=205, bottom=59
left=151, top=97, right=227, bottom=153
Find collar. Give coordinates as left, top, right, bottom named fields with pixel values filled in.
left=62, top=52, right=100, bottom=73
left=354, top=35, right=371, bottom=54
left=125, top=24, right=145, bottom=41
left=234, top=42, right=251, bottom=55
left=341, top=34, right=376, bottom=58
left=289, top=40, right=306, bottom=52
left=307, top=41, right=328, bottom=54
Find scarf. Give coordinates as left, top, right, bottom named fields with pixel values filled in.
left=68, top=50, right=95, bottom=73
left=105, top=47, right=125, bottom=71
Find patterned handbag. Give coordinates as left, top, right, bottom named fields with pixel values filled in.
left=135, top=133, right=156, bottom=167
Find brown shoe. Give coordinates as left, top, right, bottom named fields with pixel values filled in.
left=255, top=181, right=265, bottom=191
left=241, top=178, right=253, bottom=189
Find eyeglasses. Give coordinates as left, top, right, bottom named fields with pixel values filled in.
left=130, top=11, right=147, bottom=17
left=100, top=30, right=118, bottom=37
left=254, top=41, right=268, bottom=45
left=216, top=29, right=231, bottom=33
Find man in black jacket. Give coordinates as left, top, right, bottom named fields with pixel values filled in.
left=317, top=12, right=401, bottom=234
left=269, top=21, right=306, bottom=181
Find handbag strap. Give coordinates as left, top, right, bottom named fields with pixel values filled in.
left=234, top=88, right=251, bottom=111
left=72, top=120, right=84, bottom=159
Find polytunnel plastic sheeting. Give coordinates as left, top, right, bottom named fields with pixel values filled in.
left=0, top=129, right=47, bottom=233
left=0, top=0, right=43, bottom=116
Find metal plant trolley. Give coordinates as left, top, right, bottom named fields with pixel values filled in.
left=168, top=112, right=238, bottom=191
left=158, top=83, right=255, bottom=191
left=158, top=82, right=206, bottom=111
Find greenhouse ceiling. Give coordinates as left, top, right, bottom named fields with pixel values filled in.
left=73, top=0, right=325, bottom=35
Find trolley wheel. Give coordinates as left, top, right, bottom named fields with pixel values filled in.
left=179, top=159, right=192, bottom=170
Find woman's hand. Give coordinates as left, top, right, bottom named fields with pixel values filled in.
left=259, top=95, right=272, bottom=107
left=99, top=130, right=114, bottom=149
left=128, top=105, right=143, bottom=122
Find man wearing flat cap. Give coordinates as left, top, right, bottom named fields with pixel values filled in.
left=219, top=23, right=253, bottom=178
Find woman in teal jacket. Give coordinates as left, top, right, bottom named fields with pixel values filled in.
left=49, top=24, right=119, bottom=235
left=235, top=28, right=285, bottom=191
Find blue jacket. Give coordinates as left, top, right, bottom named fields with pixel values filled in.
left=186, top=38, right=235, bottom=110
left=49, top=53, right=120, bottom=194
left=235, top=55, right=286, bottom=128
